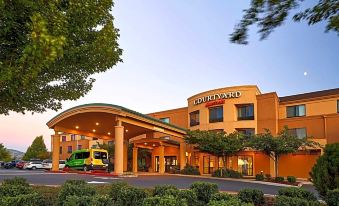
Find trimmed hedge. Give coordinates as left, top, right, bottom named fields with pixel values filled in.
left=115, top=185, right=147, bottom=206
left=63, top=195, right=113, bottom=206
left=278, top=187, right=317, bottom=201
left=190, top=182, right=218, bottom=203
left=208, top=197, right=254, bottom=206
left=180, top=165, right=200, bottom=175
left=143, top=195, right=187, bottom=206
left=212, top=168, right=242, bottom=178
left=57, top=180, right=96, bottom=206
left=255, top=174, right=265, bottom=181
left=210, top=192, right=233, bottom=201
left=325, top=189, right=339, bottom=206
left=153, top=185, right=179, bottom=197
left=287, top=176, right=296, bottom=183
left=275, top=196, right=320, bottom=206
left=238, top=188, right=265, bottom=206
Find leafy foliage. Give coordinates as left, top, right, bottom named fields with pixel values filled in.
left=230, top=0, right=339, bottom=44
left=325, top=189, right=339, bottom=206
left=190, top=182, right=219, bottom=203
left=255, top=174, right=264, bottom=181
left=115, top=186, right=147, bottom=206
left=278, top=187, right=317, bottom=201
left=249, top=126, right=319, bottom=177
left=212, top=168, right=242, bottom=178
left=22, top=136, right=48, bottom=160
left=180, top=164, right=200, bottom=175
left=0, top=143, right=11, bottom=161
left=310, top=143, right=339, bottom=197
left=0, top=0, right=122, bottom=114
left=57, top=180, right=96, bottom=206
left=143, top=195, right=188, bottom=206
left=274, top=196, right=320, bottom=206
left=208, top=198, right=254, bottom=206
left=287, top=176, right=296, bottom=183
left=238, top=188, right=265, bottom=206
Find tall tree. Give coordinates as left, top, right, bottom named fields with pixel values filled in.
left=230, top=0, right=339, bottom=44
left=0, top=0, right=122, bottom=114
left=249, top=126, right=319, bottom=177
left=23, top=136, right=48, bottom=160
left=0, top=143, right=11, bottom=162
left=185, top=130, right=246, bottom=171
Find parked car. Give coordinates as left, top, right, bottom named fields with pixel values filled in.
left=42, top=159, right=65, bottom=170
left=23, top=160, right=43, bottom=170
left=16, top=161, right=26, bottom=169
left=0, top=161, right=4, bottom=167
left=4, top=162, right=14, bottom=169
left=65, top=149, right=109, bottom=171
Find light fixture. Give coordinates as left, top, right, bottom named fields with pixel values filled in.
left=125, top=129, right=129, bottom=132
left=107, top=132, right=111, bottom=135
left=92, top=129, right=96, bottom=132
left=144, top=142, right=148, bottom=145
left=75, top=126, right=79, bottom=129
left=152, top=144, right=156, bottom=147
left=95, top=122, right=99, bottom=126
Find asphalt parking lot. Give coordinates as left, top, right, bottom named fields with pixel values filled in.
left=0, top=168, right=318, bottom=196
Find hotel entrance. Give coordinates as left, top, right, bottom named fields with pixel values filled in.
left=155, top=156, right=178, bottom=173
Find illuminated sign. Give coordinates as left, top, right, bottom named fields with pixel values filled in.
left=193, top=91, right=241, bottom=105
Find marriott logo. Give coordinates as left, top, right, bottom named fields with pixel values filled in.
left=193, top=91, right=241, bottom=105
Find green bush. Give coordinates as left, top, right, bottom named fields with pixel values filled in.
left=115, top=186, right=147, bottom=206
left=2, top=177, right=30, bottom=187
left=255, top=174, right=264, bottom=181
left=278, top=187, right=317, bottom=201
left=143, top=195, right=187, bottom=206
left=287, top=176, right=296, bottom=183
left=153, top=185, right=179, bottom=196
left=274, top=176, right=284, bottom=183
left=210, top=192, right=233, bottom=201
left=208, top=197, right=254, bottom=206
left=57, top=180, right=96, bottom=206
left=265, top=174, right=272, bottom=181
left=325, top=189, right=339, bottom=206
left=178, top=190, right=200, bottom=206
left=212, top=168, right=242, bottom=178
left=109, top=181, right=129, bottom=201
left=310, top=143, right=339, bottom=197
left=190, top=182, right=218, bottom=203
left=33, top=186, right=60, bottom=206
left=180, top=165, right=200, bottom=175
left=238, top=188, right=265, bottom=206
left=0, top=193, right=44, bottom=206
left=63, top=195, right=113, bottom=206
left=275, top=196, right=320, bottom=206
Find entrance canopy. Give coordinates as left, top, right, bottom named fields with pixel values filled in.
left=47, top=103, right=187, bottom=174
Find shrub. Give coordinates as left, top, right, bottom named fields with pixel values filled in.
left=274, top=176, right=284, bottom=183
left=180, top=165, right=200, bottom=175
left=178, top=190, right=200, bottom=206
left=153, top=185, right=179, bottom=197
left=265, top=174, right=272, bottom=181
left=310, top=143, right=339, bottom=197
left=57, top=180, right=96, bottom=206
left=287, top=176, right=296, bottom=183
left=212, top=168, right=242, bottom=178
left=278, top=187, right=317, bottom=201
left=115, top=186, right=147, bottom=206
left=2, top=177, right=30, bottom=187
left=109, top=181, right=129, bottom=201
left=143, top=195, right=187, bottom=206
left=275, top=196, right=320, bottom=206
left=255, top=174, right=264, bottom=181
left=33, top=185, right=60, bottom=206
left=208, top=197, right=254, bottom=206
left=0, top=193, right=44, bottom=206
left=325, top=189, right=339, bottom=206
left=63, top=195, right=113, bottom=206
left=190, top=182, right=218, bottom=203
left=210, top=192, right=233, bottom=201
left=238, top=188, right=265, bottom=206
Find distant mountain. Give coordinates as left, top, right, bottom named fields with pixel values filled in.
left=8, top=149, right=24, bottom=160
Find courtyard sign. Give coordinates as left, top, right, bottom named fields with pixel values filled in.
left=193, top=91, right=241, bottom=105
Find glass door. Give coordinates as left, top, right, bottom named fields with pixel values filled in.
left=164, top=156, right=177, bottom=172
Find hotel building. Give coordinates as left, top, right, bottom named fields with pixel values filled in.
left=50, top=85, right=339, bottom=178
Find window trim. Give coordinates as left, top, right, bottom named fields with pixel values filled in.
left=286, top=104, right=306, bottom=118
left=288, top=127, right=307, bottom=139
left=209, top=106, right=224, bottom=123
left=236, top=104, right=255, bottom=121
left=189, top=110, right=200, bottom=127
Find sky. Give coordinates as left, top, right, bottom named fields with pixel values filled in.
left=0, top=0, right=338, bottom=152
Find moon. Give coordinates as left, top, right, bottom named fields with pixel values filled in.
left=304, top=72, right=308, bottom=76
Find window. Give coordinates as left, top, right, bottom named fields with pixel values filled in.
left=288, top=128, right=307, bottom=139
left=209, top=106, right=223, bottom=123
left=93, top=137, right=98, bottom=140
left=189, top=110, right=200, bottom=126
left=75, top=152, right=82, bottom=159
left=62, top=136, right=66, bottom=142
left=71, top=134, right=76, bottom=141
left=236, top=128, right=255, bottom=136
left=238, top=156, right=253, bottom=176
left=237, top=104, right=254, bottom=120
left=287, top=104, right=306, bottom=118
left=59, top=147, right=62, bottom=154
left=81, top=135, right=86, bottom=140
left=67, top=146, right=72, bottom=153
left=77, top=145, right=82, bottom=150
left=94, top=152, right=107, bottom=159
left=83, top=152, right=90, bottom=158
left=160, top=117, right=170, bottom=123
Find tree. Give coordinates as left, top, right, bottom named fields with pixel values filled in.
left=23, top=136, right=48, bottom=160
left=230, top=0, right=339, bottom=44
left=185, top=130, right=246, bottom=172
left=0, top=0, right=122, bottom=114
left=0, top=143, right=11, bottom=162
left=310, top=143, right=339, bottom=197
left=249, top=126, right=319, bottom=177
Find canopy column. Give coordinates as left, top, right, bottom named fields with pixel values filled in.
left=179, top=142, right=186, bottom=170
left=51, top=133, right=60, bottom=171
left=133, top=147, right=138, bottom=173
left=114, top=121, right=124, bottom=175
left=159, top=145, right=165, bottom=174
left=123, top=141, right=128, bottom=172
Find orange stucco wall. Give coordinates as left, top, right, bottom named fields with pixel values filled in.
left=256, top=93, right=279, bottom=134
left=59, top=139, right=89, bottom=160
left=148, top=107, right=188, bottom=129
